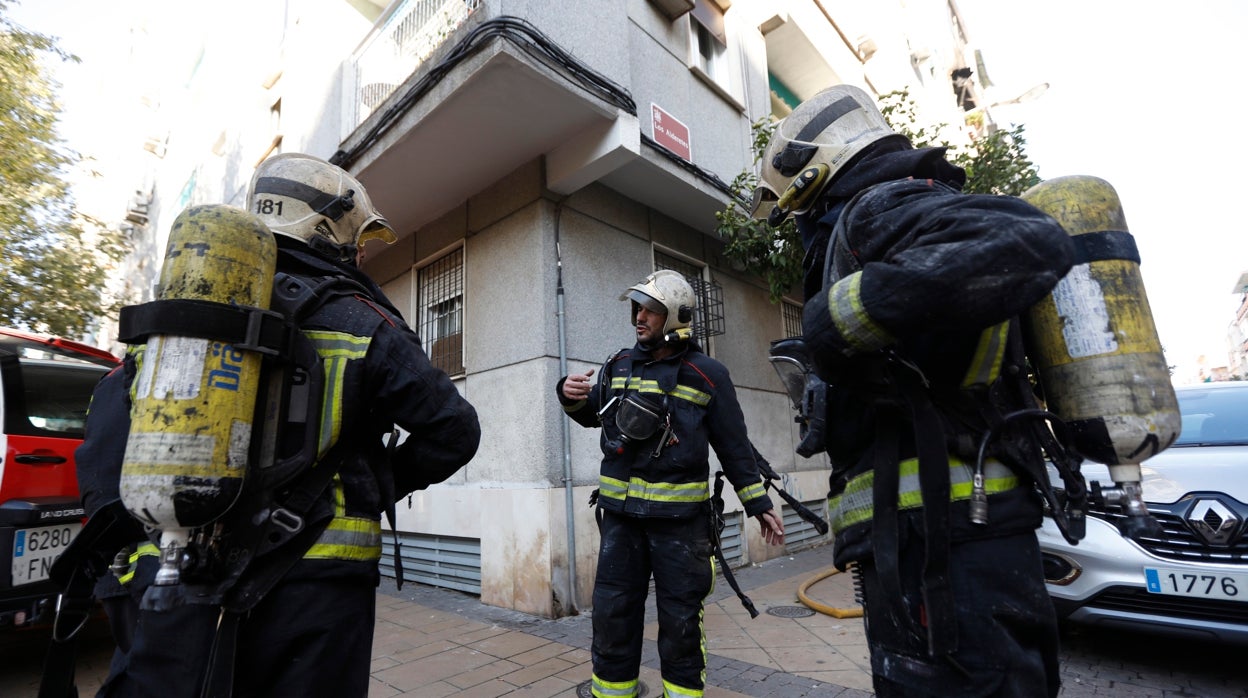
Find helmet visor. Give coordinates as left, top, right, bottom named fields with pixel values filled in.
left=623, top=289, right=666, bottom=317
left=749, top=184, right=779, bottom=220
left=358, top=218, right=397, bottom=245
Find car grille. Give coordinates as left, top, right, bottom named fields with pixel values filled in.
left=1088, top=496, right=1248, bottom=564
left=1090, top=586, right=1248, bottom=625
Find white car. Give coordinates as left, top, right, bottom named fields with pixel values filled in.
left=1039, top=381, right=1248, bottom=644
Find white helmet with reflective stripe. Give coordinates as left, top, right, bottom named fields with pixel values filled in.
left=247, top=153, right=397, bottom=263
left=751, top=84, right=906, bottom=226
left=620, top=270, right=695, bottom=335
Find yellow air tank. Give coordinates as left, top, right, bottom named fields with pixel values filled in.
left=1021, top=175, right=1179, bottom=537
left=119, top=205, right=276, bottom=590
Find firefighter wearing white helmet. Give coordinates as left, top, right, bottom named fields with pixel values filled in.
left=758, top=84, right=1082, bottom=697
left=77, top=153, right=480, bottom=697
left=248, top=152, right=397, bottom=266
left=619, top=269, right=696, bottom=345
left=558, top=270, right=784, bottom=697
left=750, top=84, right=906, bottom=227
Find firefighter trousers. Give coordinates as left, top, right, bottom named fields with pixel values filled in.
left=591, top=509, right=714, bottom=697
left=860, top=524, right=1061, bottom=697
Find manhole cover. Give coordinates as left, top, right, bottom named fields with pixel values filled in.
left=765, top=605, right=816, bottom=618
left=575, top=680, right=649, bottom=697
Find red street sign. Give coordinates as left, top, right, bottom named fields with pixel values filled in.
left=651, top=104, right=691, bottom=161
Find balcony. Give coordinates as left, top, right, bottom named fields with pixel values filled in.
left=336, top=1, right=736, bottom=241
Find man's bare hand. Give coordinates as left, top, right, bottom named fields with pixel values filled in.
left=562, top=368, right=595, bottom=401
left=756, top=508, right=785, bottom=546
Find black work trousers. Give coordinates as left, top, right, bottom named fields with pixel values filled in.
left=860, top=523, right=1061, bottom=697
left=591, top=509, right=714, bottom=697
left=98, top=575, right=377, bottom=698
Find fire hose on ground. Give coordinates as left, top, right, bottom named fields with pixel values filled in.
left=797, top=566, right=863, bottom=619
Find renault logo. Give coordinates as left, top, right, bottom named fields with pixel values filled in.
left=1186, top=499, right=1241, bottom=546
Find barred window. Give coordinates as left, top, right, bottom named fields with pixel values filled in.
left=417, top=247, right=464, bottom=376
left=782, top=300, right=803, bottom=338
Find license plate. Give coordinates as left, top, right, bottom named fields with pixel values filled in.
left=1145, top=566, right=1248, bottom=603
left=11, top=523, right=82, bottom=586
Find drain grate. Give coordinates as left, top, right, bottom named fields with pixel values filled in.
left=576, top=680, right=649, bottom=697
left=765, top=605, right=816, bottom=618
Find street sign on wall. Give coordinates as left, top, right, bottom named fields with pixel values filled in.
left=650, top=103, right=691, bottom=161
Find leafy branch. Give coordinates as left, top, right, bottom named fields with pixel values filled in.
left=717, top=89, right=1041, bottom=304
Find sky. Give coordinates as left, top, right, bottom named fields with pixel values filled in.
left=7, top=0, right=1246, bottom=384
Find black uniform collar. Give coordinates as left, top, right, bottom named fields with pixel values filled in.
left=275, top=238, right=403, bottom=320
left=631, top=339, right=696, bottom=364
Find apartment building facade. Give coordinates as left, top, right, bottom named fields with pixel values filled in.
left=106, top=0, right=986, bottom=617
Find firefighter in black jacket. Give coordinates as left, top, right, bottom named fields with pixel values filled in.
left=753, top=85, right=1076, bottom=697
left=78, top=153, right=481, bottom=698
left=558, top=270, right=784, bottom=698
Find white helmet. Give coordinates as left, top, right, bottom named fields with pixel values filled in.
left=247, top=153, right=396, bottom=263
left=751, top=84, right=906, bottom=225
left=620, top=270, right=696, bottom=335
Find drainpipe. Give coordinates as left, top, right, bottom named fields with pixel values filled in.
left=554, top=199, right=579, bottom=613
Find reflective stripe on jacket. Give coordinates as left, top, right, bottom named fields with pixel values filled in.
left=829, top=457, right=1020, bottom=534
left=560, top=342, right=773, bottom=519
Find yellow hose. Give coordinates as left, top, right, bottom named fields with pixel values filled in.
left=797, top=566, right=863, bottom=618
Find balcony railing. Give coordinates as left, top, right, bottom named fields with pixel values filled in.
left=345, top=0, right=483, bottom=136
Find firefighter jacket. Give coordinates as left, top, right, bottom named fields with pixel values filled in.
left=558, top=341, right=773, bottom=520
left=796, top=145, right=1076, bottom=566
left=273, top=242, right=481, bottom=580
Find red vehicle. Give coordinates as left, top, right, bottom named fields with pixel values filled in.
left=0, top=327, right=118, bottom=628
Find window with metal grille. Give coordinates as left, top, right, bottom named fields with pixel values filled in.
left=654, top=251, right=724, bottom=340
left=417, top=247, right=464, bottom=376
left=782, top=300, right=802, bottom=338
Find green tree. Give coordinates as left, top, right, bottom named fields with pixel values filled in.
left=0, top=1, right=129, bottom=337
left=718, top=88, right=1041, bottom=302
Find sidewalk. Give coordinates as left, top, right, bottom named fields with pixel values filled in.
left=367, top=542, right=871, bottom=697
left=7, top=539, right=1248, bottom=696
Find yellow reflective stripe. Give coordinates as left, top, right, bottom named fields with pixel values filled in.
left=118, top=543, right=160, bottom=585
left=597, top=476, right=709, bottom=503
left=828, top=457, right=1019, bottom=532
left=663, top=680, right=704, bottom=697
left=598, top=475, right=629, bottom=501
left=304, top=516, right=382, bottom=561
left=304, top=330, right=370, bottom=457
left=736, top=481, right=767, bottom=503
left=607, top=377, right=711, bottom=407
left=303, top=478, right=381, bottom=561
left=962, top=322, right=1009, bottom=388
left=592, top=674, right=638, bottom=698
left=669, top=385, right=710, bottom=407
left=829, top=271, right=895, bottom=353
left=626, top=477, right=708, bottom=503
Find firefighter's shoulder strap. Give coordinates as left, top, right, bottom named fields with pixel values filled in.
left=711, top=472, right=759, bottom=618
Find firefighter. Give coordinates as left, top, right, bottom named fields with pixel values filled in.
left=558, top=270, right=785, bottom=698
left=753, top=85, right=1076, bottom=696
left=78, top=153, right=481, bottom=697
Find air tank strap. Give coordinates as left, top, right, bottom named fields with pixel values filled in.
left=869, top=358, right=959, bottom=659
left=1070, top=229, right=1139, bottom=264
left=118, top=298, right=290, bottom=356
